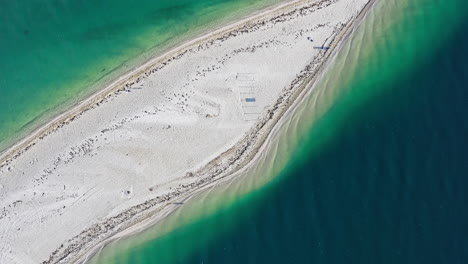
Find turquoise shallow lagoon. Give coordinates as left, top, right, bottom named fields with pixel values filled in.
left=88, top=0, right=468, bottom=263
left=0, top=0, right=282, bottom=151
left=2, top=0, right=468, bottom=263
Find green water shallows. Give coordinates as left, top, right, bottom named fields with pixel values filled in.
left=0, top=0, right=284, bottom=151
left=89, top=0, right=468, bottom=263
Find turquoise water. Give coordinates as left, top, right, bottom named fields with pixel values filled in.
left=89, top=0, right=468, bottom=263
left=0, top=0, right=281, bottom=151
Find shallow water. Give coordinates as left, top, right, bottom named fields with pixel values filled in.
left=88, top=0, right=468, bottom=263
left=0, top=0, right=282, bottom=151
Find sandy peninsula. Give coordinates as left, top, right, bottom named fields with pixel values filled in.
left=0, top=0, right=376, bottom=263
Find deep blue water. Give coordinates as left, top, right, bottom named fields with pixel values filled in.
left=180, top=6, right=468, bottom=264
left=89, top=0, right=468, bottom=263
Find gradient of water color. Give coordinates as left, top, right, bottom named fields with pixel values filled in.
left=88, top=0, right=468, bottom=263
left=0, top=0, right=283, bottom=151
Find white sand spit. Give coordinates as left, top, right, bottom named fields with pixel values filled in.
left=0, top=0, right=375, bottom=263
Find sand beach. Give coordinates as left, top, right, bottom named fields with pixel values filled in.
left=0, top=0, right=375, bottom=263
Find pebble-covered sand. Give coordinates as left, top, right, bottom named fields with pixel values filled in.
left=0, top=0, right=374, bottom=263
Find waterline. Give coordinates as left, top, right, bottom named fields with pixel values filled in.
left=88, top=0, right=468, bottom=263
left=0, top=0, right=285, bottom=152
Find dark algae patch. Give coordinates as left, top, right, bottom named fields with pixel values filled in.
left=0, top=0, right=281, bottom=150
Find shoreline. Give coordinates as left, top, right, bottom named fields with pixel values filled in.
left=0, top=0, right=291, bottom=157
left=35, top=0, right=380, bottom=263
left=0, top=0, right=376, bottom=263
left=0, top=0, right=301, bottom=170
